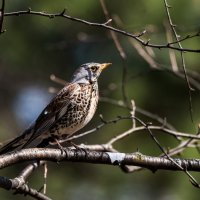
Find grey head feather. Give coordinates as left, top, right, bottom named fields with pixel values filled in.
left=71, top=62, right=102, bottom=84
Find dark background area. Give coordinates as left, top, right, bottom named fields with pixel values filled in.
left=0, top=0, right=200, bottom=199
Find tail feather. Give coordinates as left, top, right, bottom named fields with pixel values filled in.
left=0, top=128, right=32, bottom=155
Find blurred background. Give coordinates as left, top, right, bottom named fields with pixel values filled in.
left=1, top=0, right=200, bottom=199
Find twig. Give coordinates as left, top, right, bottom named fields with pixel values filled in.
left=99, top=0, right=126, bottom=60
left=59, top=114, right=200, bottom=148
left=50, top=74, right=68, bottom=86
left=129, top=39, right=159, bottom=69
left=167, top=32, right=200, bottom=45
left=163, top=0, right=194, bottom=121
left=164, top=21, right=178, bottom=72
left=59, top=112, right=181, bottom=144
left=130, top=100, right=136, bottom=128
left=43, top=162, right=48, bottom=194
left=128, top=125, right=200, bottom=173
left=164, top=125, right=200, bottom=156
left=100, top=97, right=176, bottom=130
left=3, top=8, right=200, bottom=53
left=66, top=115, right=200, bottom=145
left=107, top=124, right=200, bottom=145
left=0, top=176, right=51, bottom=200
left=99, top=0, right=129, bottom=107
left=0, top=0, right=5, bottom=33
left=17, top=161, right=46, bottom=182
left=136, top=118, right=200, bottom=187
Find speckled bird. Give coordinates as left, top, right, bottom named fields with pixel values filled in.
left=0, top=62, right=111, bottom=154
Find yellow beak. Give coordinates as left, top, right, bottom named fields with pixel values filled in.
left=100, top=63, right=112, bottom=70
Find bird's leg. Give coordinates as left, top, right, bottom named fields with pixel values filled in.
left=51, top=133, right=66, bottom=155
left=54, top=134, right=87, bottom=155
left=54, top=138, right=65, bottom=152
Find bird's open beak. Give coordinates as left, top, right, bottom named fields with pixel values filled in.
left=100, top=63, right=112, bottom=70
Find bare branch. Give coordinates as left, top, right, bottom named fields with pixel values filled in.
left=129, top=38, right=159, bottom=69
left=100, top=97, right=176, bottom=130
left=99, top=0, right=129, bottom=107
left=0, top=148, right=200, bottom=173
left=3, top=9, right=200, bottom=53
left=167, top=32, right=200, bottom=45
left=163, top=0, right=194, bottom=121
left=50, top=74, right=68, bottom=86
left=17, top=161, right=46, bottom=182
left=99, top=0, right=126, bottom=60
left=164, top=125, right=200, bottom=156
left=145, top=124, right=200, bottom=187
left=0, top=176, right=51, bottom=200
left=164, top=21, right=178, bottom=72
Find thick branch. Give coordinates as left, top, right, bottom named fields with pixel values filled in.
left=0, top=148, right=200, bottom=172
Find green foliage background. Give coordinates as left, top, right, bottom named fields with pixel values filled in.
left=0, top=0, right=200, bottom=199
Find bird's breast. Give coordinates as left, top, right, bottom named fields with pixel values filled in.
left=49, top=83, right=99, bottom=137
left=82, top=84, right=99, bottom=126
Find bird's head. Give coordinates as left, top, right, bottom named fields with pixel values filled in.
left=71, top=62, right=112, bottom=84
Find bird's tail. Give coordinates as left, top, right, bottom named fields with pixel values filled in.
left=0, top=128, right=33, bottom=155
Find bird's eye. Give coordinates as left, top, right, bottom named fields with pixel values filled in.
left=90, top=66, right=98, bottom=72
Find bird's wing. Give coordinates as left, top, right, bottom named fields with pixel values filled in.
left=0, top=83, right=81, bottom=154
left=28, top=83, right=81, bottom=140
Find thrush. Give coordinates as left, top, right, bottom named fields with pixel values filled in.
left=0, top=62, right=111, bottom=154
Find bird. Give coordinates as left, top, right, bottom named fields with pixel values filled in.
left=0, top=62, right=111, bottom=154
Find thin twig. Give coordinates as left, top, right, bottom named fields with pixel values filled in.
left=3, top=8, right=200, bottom=53
left=135, top=118, right=200, bottom=188
left=163, top=0, right=194, bottom=121
left=99, top=0, right=129, bottom=107
left=0, top=0, right=5, bottom=33
left=107, top=124, right=200, bottom=145
left=165, top=125, right=200, bottom=156
left=67, top=115, right=200, bottom=145
left=167, top=32, right=200, bottom=45
left=43, top=162, right=48, bottom=194
left=100, top=97, right=176, bottom=130
left=164, top=21, right=178, bottom=72
left=50, top=74, right=68, bottom=86
left=129, top=39, right=159, bottom=69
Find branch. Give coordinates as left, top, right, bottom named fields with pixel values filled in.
left=4, top=8, right=200, bottom=53
left=0, top=148, right=200, bottom=172
left=17, top=161, right=46, bottom=182
left=100, top=97, right=176, bottom=130
left=0, top=176, right=51, bottom=200
left=59, top=114, right=200, bottom=146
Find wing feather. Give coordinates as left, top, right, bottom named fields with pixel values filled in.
left=22, top=83, right=80, bottom=147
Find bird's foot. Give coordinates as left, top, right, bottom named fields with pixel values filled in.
left=69, top=141, right=88, bottom=154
